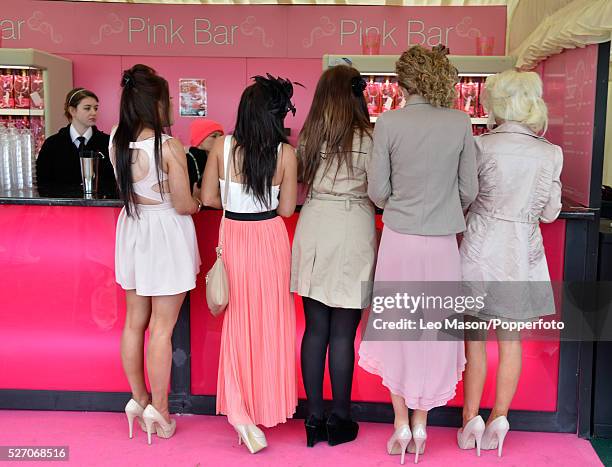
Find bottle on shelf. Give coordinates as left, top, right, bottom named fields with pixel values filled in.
left=365, top=76, right=381, bottom=117
left=454, top=81, right=463, bottom=111
left=395, top=84, right=406, bottom=109
left=1, top=69, right=15, bottom=109
left=30, top=69, right=44, bottom=110
left=14, top=70, right=31, bottom=109
left=462, top=78, right=478, bottom=117
left=381, top=77, right=396, bottom=113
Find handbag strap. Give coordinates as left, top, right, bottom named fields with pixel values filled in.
left=217, top=136, right=233, bottom=253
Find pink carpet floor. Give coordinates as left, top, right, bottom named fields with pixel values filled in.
left=1, top=410, right=603, bottom=466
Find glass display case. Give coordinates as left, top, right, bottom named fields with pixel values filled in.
left=324, top=55, right=516, bottom=135
left=1, top=66, right=47, bottom=151
left=0, top=49, right=72, bottom=191
left=0, top=49, right=72, bottom=149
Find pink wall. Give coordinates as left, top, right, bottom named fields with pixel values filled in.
left=540, top=44, right=599, bottom=207
left=54, top=55, right=320, bottom=147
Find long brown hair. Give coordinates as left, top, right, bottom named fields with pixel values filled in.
left=113, top=64, right=171, bottom=217
left=299, top=65, right=371, bottom=188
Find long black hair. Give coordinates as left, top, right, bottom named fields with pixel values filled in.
left=113, top=64, right=171, bottom=217
left=232, top=74, right=301, bottom=209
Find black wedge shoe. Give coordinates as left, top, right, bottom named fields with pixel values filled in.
left=305, top=415, right=328, bottom=447
left=326, top=413, right=359, bottom=446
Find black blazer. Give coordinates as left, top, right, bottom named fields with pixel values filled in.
left=36, top=124, right=117, bottom=194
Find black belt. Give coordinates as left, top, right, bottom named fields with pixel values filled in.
left=225, top=210, right=278, bottom=221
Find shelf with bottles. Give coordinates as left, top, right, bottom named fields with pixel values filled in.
left=1, top=66, right=45, bottom=112
left=1, top=66, right=46, bottom=155
left=361, top=73, right=491, bottom=126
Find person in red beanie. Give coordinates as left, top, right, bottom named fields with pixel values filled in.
left=187, top=118, right=224, bottom=193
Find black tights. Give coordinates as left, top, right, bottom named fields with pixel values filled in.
left=300, top=297, right=362, bottom=420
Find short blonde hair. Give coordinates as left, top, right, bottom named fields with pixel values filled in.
left=395, top=45, right=458, bottom=108
left=484, top=70, right=548, bottom=133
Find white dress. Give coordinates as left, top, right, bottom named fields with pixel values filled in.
left=110, top=133, right=201, bottom=296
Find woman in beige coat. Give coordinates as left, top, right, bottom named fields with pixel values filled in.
left=458, top=70, right=563, bottom=457
left=291, top=64, right=376, bottom=447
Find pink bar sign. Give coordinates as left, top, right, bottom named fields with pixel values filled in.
left=1, top=1, right=506, bottom=58
left=287, top=6, right=506, bottom=58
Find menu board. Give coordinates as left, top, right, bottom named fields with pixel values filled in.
left=541, top=45, right=599, bottom=207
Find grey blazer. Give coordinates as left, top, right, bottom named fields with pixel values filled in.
left=368, top=94, right=478, bottom=235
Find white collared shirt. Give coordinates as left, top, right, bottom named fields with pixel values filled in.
left=70, top=124, right=93, bottom=148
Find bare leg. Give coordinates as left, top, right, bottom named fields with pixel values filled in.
left=121, top=290, right=152, bottom=408
left=411, top=409, right=428, bottom=427
left=463, top=340, right=487, bottom=426
left=147, top=293, right=185, bottom=423
left=489, top=329, right=521, bottom=423
left=391, top=392, right=409, bottom=429
left=462, top=318, right=489, bottom=426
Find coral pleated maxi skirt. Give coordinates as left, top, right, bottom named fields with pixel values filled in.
left=216, top=216, right=298, bottom=427
left=358, top=226, right=466, bottom=411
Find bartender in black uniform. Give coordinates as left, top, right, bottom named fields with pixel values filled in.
left=36, top=87, right=117, bottom=194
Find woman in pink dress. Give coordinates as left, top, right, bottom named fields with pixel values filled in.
left=201, top=75, right=299, bottom=454
left=358, top=45, right=478, bottom=464
left=458, top=70, right=562, bottom=457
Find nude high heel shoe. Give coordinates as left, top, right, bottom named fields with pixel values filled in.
left=457, top=415, right=485, bottom=456
left=248, top=425, right=268, bottom=448
left=124, top=399, right=147, bottom=439
left=235, top=424, right=267, bottom=454
left=142, top=405, right=176, bottom=445
left=481, top=416, right=510, bottom=457
left=387, top=425, right=412, bottom=465
left=407, top=424, right=427, bottom=464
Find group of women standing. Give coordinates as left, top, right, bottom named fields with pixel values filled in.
left=104, top=44, right=562, bottom=463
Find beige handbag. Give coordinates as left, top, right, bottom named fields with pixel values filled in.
left=205, top=138, right=233, bottom=316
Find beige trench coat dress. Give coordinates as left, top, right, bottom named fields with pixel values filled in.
left=291, top=134, right=377, bottom=309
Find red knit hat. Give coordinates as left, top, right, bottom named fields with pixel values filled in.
left=190, top=118, right=224, bottom=147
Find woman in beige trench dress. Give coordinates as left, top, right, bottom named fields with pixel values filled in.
left=291, top=65, right=377, bottom=447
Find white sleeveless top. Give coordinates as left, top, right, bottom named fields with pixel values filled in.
left=109, top=128, right=173, bottom=206
left=219, top=136, right=281, bottom=213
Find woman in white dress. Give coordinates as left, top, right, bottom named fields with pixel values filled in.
left=110, top=64, right=201, bottom=444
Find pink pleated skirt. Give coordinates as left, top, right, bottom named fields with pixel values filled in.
left=358, top=226, right=466, bottom=411
left=216, top=216, right=298, bottom=427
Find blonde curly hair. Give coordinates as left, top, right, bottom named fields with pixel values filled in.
left=395, top=45, right=458, bottom=108
left=484, top=70, right=548, bottom=134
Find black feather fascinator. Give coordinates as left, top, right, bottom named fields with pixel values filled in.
left=251, top=73, right=304, bottom=118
